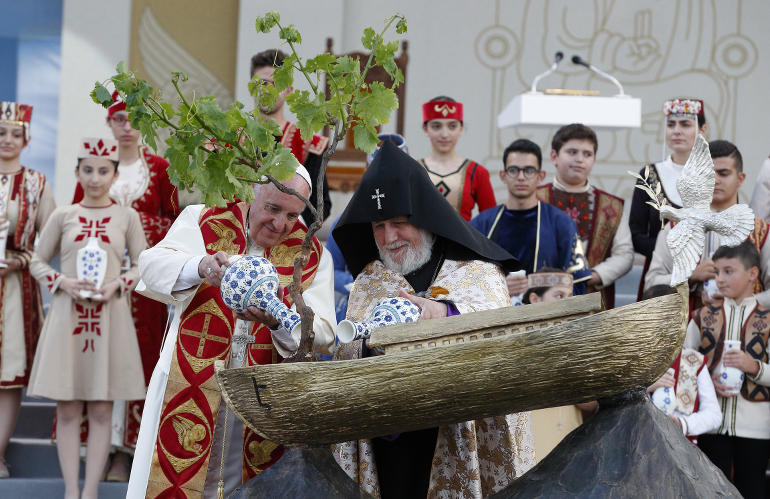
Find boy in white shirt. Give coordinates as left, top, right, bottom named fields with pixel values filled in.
left=684, top=241, right=770, bottom=498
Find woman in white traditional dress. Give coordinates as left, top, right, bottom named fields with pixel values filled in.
left=629, top=98, right=707, bottom=300
left=28, top=138, right=146, bottom=499
left=0, top=102, right=55, bottom=479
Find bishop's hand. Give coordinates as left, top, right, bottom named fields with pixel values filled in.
left=399, top=289, right=447, bottom=320
left=198, top=251, right=229, bottom=288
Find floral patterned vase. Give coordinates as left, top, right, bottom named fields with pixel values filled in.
left=337, top=296, right=421, bottom=343
left=719, top=340, right=745, bottom=394
left=220, top=255, right=302, bottom=335
left=76, top=237, right=107, bottom=298
left=651, top=386, right=675, bottom=415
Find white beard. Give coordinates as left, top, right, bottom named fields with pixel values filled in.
left=378, top=229, right=436, bottom=275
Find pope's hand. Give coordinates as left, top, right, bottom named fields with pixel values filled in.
left=398, top=289, right=447, bottom=320
left=198, top=251, right=229, bottom=288
left=234, top=285, right=284, bottom=329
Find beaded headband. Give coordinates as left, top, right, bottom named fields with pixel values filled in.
left=527, top=272, right=573, bottom=288
left=663, top=99, right=703, bottom=117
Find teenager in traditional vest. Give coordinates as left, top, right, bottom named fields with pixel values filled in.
left=643, top=285, right=721, bottom=445
left=684, top=241, right=770, bottom=499
left=644, top=140, right=770, bottom=313
left=536, top=124, right=634, bottom=309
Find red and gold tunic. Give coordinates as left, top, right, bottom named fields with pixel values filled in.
left=146, top=202, right=323, bottom=499
left=422, top=159, right=497, bottom=221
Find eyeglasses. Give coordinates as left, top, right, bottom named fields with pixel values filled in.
left=505, top=166, right=540, bottom=179
left=109, top=116, right=129, bottom=126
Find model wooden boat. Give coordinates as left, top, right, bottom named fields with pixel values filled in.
left=214, top=284, right=688, bottom=446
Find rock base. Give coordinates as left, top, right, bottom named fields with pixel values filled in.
left=489, top=389, right=741, bottom=498
left=228, top=446, right=373, bottom=499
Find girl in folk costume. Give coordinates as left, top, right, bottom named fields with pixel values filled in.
left=629, top=99, right=707, bottom=299
left=0, top=102, right=56, bottom=478
left=420, top=96, right=496, bottom=221
left=72, top=91, right=180, bottom=479
left=28, top=138, right=147, bottom=499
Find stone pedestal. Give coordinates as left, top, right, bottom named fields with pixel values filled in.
left=228, top=446, right=373, bottom=499
left=489, top=389, right=740, bottom=498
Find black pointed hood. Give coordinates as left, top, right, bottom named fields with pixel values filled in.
left=332, top=140, right=520, bottom=277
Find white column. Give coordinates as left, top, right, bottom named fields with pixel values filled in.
left=54, top=0, right=132, bottom=206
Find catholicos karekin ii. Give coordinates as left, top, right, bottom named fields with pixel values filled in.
left=331, top=140, right=536, bottom=499
left=125, top=167, right=335, bottom=499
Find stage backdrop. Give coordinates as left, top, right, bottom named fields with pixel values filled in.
left=55, top=0, right=769, bottom=217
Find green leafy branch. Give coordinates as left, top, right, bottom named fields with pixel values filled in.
left=91, top=12, right=407, bottom=362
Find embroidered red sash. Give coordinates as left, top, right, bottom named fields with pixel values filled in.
left=147, top=202, right=322, bottom=499
left=693, top=304, right=770, bottom=402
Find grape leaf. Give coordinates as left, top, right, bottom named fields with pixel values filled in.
left=353, top=82, right=398, bottom=124
left=361, top=28, right=377, bottom=50
left=263, top=146, right=301, bottom=181
left=92, top=82, right=113, bottom=106
left=196, top=96, right=229, bottom=135
left=353, top=122, right=379, bottom=154
left=273, top=53, right=296, bottom=92
left=279, top=25, right=302, bottom=44
left=304, top=53, right=336, bottom=74
left=117, top=61, right=128, bottom=74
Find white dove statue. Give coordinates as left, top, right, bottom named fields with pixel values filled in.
left=641, top=134, right=755, bottom=286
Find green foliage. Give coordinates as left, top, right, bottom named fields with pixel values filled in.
left=91, top=12, right=406, bottom=208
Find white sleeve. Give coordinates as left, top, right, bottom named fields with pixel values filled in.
left=679, top=366, right=722, bottom=436
left=137, top=205, right=206, bottom=303
left=683, top=319, right=702, bottom=351
left=644, top=224, right=676, bottom=292
left=592, top=201, right=634, bottom=288
left=750, top=158, right=770, bottom=223
left=172, top=255, right=205, bottom=292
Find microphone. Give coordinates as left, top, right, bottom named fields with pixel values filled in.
left=530, top=51, right=565, bottom=93
left=571, top=55, right=625, bottom=96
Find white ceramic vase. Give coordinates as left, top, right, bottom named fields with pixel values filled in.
left=651, top=386, right=676, bottom=415
left=718, top=340, right=745, bottom=394
left=703, top=279, right=720, bottom=298
left=220, top=255, right=302, bottom=335
left=76, top=237, right=107, bottom=298
left=337, top=297, right=422, bottom=343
